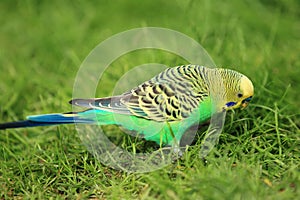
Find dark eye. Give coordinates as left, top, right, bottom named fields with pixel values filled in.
left=237, top=93, right=243, bottom=98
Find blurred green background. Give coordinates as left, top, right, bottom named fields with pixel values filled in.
left=0, top=0, right=299, bottom=199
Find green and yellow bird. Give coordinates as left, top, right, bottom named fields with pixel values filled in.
left=0, top=65, right=253, bottom=152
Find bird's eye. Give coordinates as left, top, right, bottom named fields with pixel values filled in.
left=237, top=93, right=243, bottom=98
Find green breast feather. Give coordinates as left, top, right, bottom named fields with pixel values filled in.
left=78, top=96, right=213, bottom=145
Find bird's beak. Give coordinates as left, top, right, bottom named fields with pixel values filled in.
left=241, top=102, right=249, bottom=109
left=240, top=96, right=252, bottom=110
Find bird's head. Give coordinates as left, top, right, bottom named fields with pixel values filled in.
left=223, top=73, right=254, bottom=111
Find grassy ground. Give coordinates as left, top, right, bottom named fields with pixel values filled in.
left=0, top=0, right=299, bottom=199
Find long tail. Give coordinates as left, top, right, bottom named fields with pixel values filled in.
left=0, top=111, right=95, bottom=130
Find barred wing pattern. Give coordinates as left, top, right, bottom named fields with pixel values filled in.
left=71, top=65, right=211, bottom=122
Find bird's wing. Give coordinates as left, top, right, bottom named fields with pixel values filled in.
left=70, top=95, right=132, bottom=115
left=70, top=81, right=205, bottom=122
left=70, top=66, right=210, bottom=122
left=122, top=81, right=197, bottom=121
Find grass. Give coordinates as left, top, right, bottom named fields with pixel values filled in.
left=0, top=0, right=299, bottom=199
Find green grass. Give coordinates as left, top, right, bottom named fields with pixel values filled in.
left=0, top=0, right=299, bottom=199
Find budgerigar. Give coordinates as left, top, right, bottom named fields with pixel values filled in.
left=0, top=65, right=253, bottom=153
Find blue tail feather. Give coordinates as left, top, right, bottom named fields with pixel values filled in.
left=0, top=120, right=75, bottom=129
left=27, top=113, right=94, bottom=123
left=0, top=112, right=95, bottom=130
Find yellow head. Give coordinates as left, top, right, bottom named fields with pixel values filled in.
left=224, top=73, right=254, bottom=110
